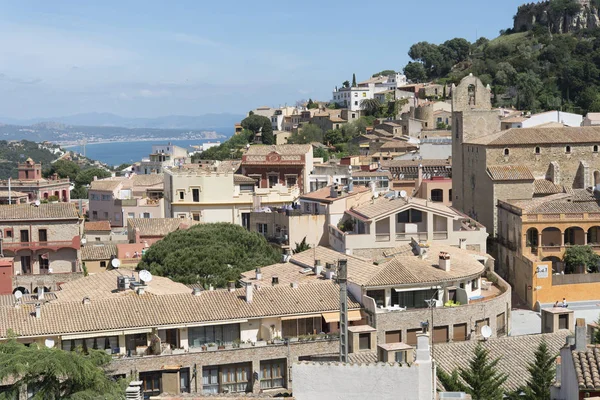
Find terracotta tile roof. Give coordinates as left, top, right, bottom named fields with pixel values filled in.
left=131, top=174, right=164, bottom=187
left=572, top=347, right=600, bottom=390
left=0, top=190, right=28, bottom=198
left=352, top=171, right=392, bottom=178
left=509, top=189, right=600, bottom=214
left=435, top=331, right=570, bottom=392
left=487, top=165, right=534, bottom=181
left=379, top=141, right=417, bottom=150
left=89, top=180, right=121, bottom=191
left=0, top=203, right=80, bottom=221
left=381, top=159, right=452, bottom=168
left=81, top=244, right=117, bottom=261
left=84, top=220, right=111, bottom=232
left=348, top=352, right=378, bottom=363
left=0, top=276, right=360, bottom=338
left=329, top=116, right=347, bottom=123
left=372, top=129, right=394, bottom=137
left=241, top=262, right=323, bottom=286
left=245, top=144, right=312, bottom=156
left=127, top=218, right=196, bottom=237
left=234, top=174, right=257, bottom=184
left=467, top=126, right=600, bottom=146
left=347, top=195, right=456, bottom=221
left=501, top=115, right=526, bottom=123
left=534, top=179, right=564, bottom=195
left=299, top=185, right=371, bottom=204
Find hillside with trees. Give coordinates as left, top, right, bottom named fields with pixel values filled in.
left=403, top=0, right=600, bottom=114
left=136, top=223, right=281, bottom=287
left=0, top=141, right=62, bottom=180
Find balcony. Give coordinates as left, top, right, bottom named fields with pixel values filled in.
left=3, top=236, right=81, bottom=252
left=267, top=236, right=289, bottom=246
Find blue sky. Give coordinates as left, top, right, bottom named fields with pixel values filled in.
left=0, top=0, right=525, bottom=119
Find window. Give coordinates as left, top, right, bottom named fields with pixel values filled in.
left=90, top=193, right=99, bottom=200
left=220, top=364, right=250, bottom=393
left=240, top=184, right=254, bottom=193
left=385, top=330, right=401, bottom=344
left=366, top=290, right=385, bottom=307
left=268, top=175, right=279, bottom=188
left=127, top=212, right=135, bottom=219
left=359, top=333, right=371, bottom=350
left=4, top=229, right=12, bottom=238
left=594, top=145, right=599, bottom=153
left=100, top=261, right=106, bottom=268
left=281, top=316, right=322, bottom=338
left=125, top=333, right=147, bottom=351
left=397, top=209, right=423, bottom=223
left=192, top=188, right=200, bottom=202
left=354, top=92, right=358, bottom=97
left=178, top=191, right=185, bottom=201
left=395, top=351, right=405, bottom=363
left=260, top=359, right=286, bottom=389
left=62, top=336, right=118, bottom=352
left=202, top=367, right=219, bottom=394
left=566, top=145, right=571, bottom=154
left=496, top=313, right=506, bottom=335
left=392, top=289, right=438, bottom=309
left=39, top=254, right=49, bottom=273
left=503, top=148, right=509, bottom=156
left=20, top=256, right=31, bottom=274
left=430, top=189, right=443, bottom=202
left=475, top=318, right=489, bottom=335
left=143, top=212, right=150, bottom=218
left=535, top=146, right=541, bottom=154
left=192, top=213, right=201, bottom=222
left=362, top=92, right=366, bottom=97
left=103, top=212, right=109, bottom=219
left=92, top=211, right=98, bottom=219
left=188, top=323, right=240, bottom=347
left=285, top=175, right=297, bottom=186
left=354, top=101, right=358, bottom=106
left=471, top=279, right=479, bottom=290
left=257, top=223, right=267, bottom=236
left=101, top=194, right=111, bottom=201
left=140, top=372, right=161, bottom=397
left=20, top=230, right=29, bottom=243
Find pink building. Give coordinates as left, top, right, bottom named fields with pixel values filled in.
left=0, top=158, right=71, bottom=203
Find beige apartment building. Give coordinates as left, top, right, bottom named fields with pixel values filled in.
left=164, top=166, right=299, bottom=227
left=88, top=174, right=165, bottom=227
left=0, top=203, right=83, bottom=293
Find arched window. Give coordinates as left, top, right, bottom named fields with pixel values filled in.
left=503, top=148, right=509, bottom=156
left=535, top=146, right=540, bottom=154
left=566, top=145, right=571, bottom=154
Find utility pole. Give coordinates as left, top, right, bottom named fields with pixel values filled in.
left=338, top=259, right=348, bottom=362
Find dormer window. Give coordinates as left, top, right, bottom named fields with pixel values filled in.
left=503, top=148, right=509, bottom=156
left=566, top=145, right=571, bottom=154
left=535, top=146, right=540, bottom=155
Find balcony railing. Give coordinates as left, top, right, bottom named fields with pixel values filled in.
left=3, top=239, right=80, bottom=251
left=395, top=232, right=428, bottom=241
left=433, top=231, right=449, bottom=240
left=375, top=234, right=390, bottom=242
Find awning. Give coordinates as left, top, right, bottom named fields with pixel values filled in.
left=184, top=319, right=248, bottom=328
left=122, top=327, right=153, bottom=335
left=394, top=286, right=441, bottom=293
left=321, top=310, right=362, bottom=323
left=62, top=332, right=115, bottom=340
left=280, top=313, right=322, bottom=321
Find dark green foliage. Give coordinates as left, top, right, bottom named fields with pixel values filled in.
left=360, top=98, right=382, bottom=116
left=563, top=245, right=600, bottom=273
left=293, top=237, right=311, bottom=254
left=306, top=99, right=319, bottom=109
left=113, top=163, right=131, bottom=171
left=288, top=124, right=323, bottom=144
left=0, top=141, right=62, bottom=180
left=137, top=223, right=281, bottom=287
left=524, top=341, right=557, bottom=400
left=459, top=343, right=508, bottom=400
left=74, top=168, right=111, bottom=187
left=0, top=340, right=125, bottom=399
left=372, top=69, right=396, bottom=77
left=313, top=147, right=329, bottom=161
left=342, top=80, right=350, bottom=88
left=352, top=73, right=357, bottom=87
left=594, top=314, right=600, bottom=344
left=241, top=115, right=274, bottom=145
left=193, top=129, right=254, bottom=161
left=437, top=368, right=467, bottom=393
left=44, top=159, right=80, bottom=181
left=404, top=61, right=428, bottom=82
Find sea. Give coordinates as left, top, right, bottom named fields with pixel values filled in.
left=63, top=138, right=225, bottom=166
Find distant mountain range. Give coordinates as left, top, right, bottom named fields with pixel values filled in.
left=0, top=112, right=245, bottom=130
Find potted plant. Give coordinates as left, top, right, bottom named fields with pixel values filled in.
left=200, top=344, right=207, bottom=351
left=272, top=336, right=284, bottom=345
left=240, top=339, right=253, bottom=349
left=232, top=339, right=242, bottom=348
left=207, top=343, right=217, bottom=351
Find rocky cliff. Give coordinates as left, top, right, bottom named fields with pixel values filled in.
left=513, top=0, right=600, bottom=34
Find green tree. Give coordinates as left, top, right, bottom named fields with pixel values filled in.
left=293, top=237, right=311, bottom=254
left=352, top=73, right=357, bottom=87
left=71, top=185, right=88, bottom=200
left=437, top=368, right=468, bottom=393
left=288, top=124, right=323, bottom=144
left=372, top=70, right=396, bottom=77
left=360, top=98, right=382, bottom=116
left=563, top=245, right=600, bottom=274
left=313, top=147, right=329, bottom=162
left=74, top=168, right=111, bottom=187
left=0, top=339, right=125, bottom=400
left=45, top=159, right=80, bottom=181
left=404, top=62, right=428, bottom=82
left=342, top=80, right=350, bottom=88
left=516, top=70, right=543, bottom=111
left=524, top=340, right=557, bottom=400
left=459, top=343, right=508, bottom=400
left=137, top=223, right=281, bottom=287
left=325, top=129, right=344, bottom=145
left=241, top=114, right=274, bottom=145
left=306, top=98, right=319, bottom=109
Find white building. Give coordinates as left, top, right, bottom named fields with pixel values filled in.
left=332, top=84, right=387, bottom=112
left=133, top=144, right=189, bottom=175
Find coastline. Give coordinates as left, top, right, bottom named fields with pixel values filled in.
left=61, top=137, right=225, bottom=148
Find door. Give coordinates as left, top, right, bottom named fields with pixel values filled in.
left=20, top=230, right=29, bottom=243
left=559, top=314, right=568, bottom=330
left=38, top=254, right=49, bottom=274
left=433, top=326, right=449, bottom=343
left=453, top=323, right=467, bottom=342
left=165, top=329, right=179, bottom=348
left=20, top=256, right=31, bottom=274
left=241, top=213, right=250, bottom=230
left=385, top=330, right=402, bottom=344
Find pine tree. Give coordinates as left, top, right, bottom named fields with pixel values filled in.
left=524, top=340, right=556, bottom=400
left=459, top=343, right=509, bottom=400
left=293, top=237, right=311, bottom=254
left=352, top=73, right=357, bottom=87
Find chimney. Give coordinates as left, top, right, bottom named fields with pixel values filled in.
left=245, top=283, right=253, bottom=303
left=314, top=259, right=323, bottom=276
left=290, top=282, right=298, bottom=289
left=228, top=281, right=236, bottom=292
left=272, top=276, right=279, bottom=286
left=439, top=252, right=451, bottom=271
left=325, top=263, right=335, bottom=280
left=575, top=318, right=587, bottom=351
left=82, top=296, right=91, bottom=305
left=415, top=333, right=431, bottom=363
left=255, top=268, right=262, bottom=280
left=93, top=176, right=98, bottom=181
left=555, top=356, right=562, bottom=386
left=330, top=185, right=338, bottom=199
left=35, top=303, right=41, bottom=318
left=209, top=284, right=214, bottom=291
left=192, top=287, right=202, bottom=296
left=37, top=286, right=44, bottom=300
left=459, top=238, right=467, bottom=250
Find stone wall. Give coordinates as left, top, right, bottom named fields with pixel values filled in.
left=109, top=339, right=338, bottom=394
left=373, top=272, right=511, bottom=345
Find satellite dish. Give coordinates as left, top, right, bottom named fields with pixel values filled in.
left=111, top=258, right=121, bottom=269
left=481, top=325, right=492, bottom=339
left=399, top=190, right=407, bottom=198
left=14, top=290, right=23, bottom=300
left=139, top=269, right=153, bottom=283
left=34, top=199, right=40, bottom=207
left=44, top=338, right=55, bottom=348
left=81, top=238, right=87, bottom=245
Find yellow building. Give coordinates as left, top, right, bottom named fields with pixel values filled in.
left=498, top=189, right=600, bottom=309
